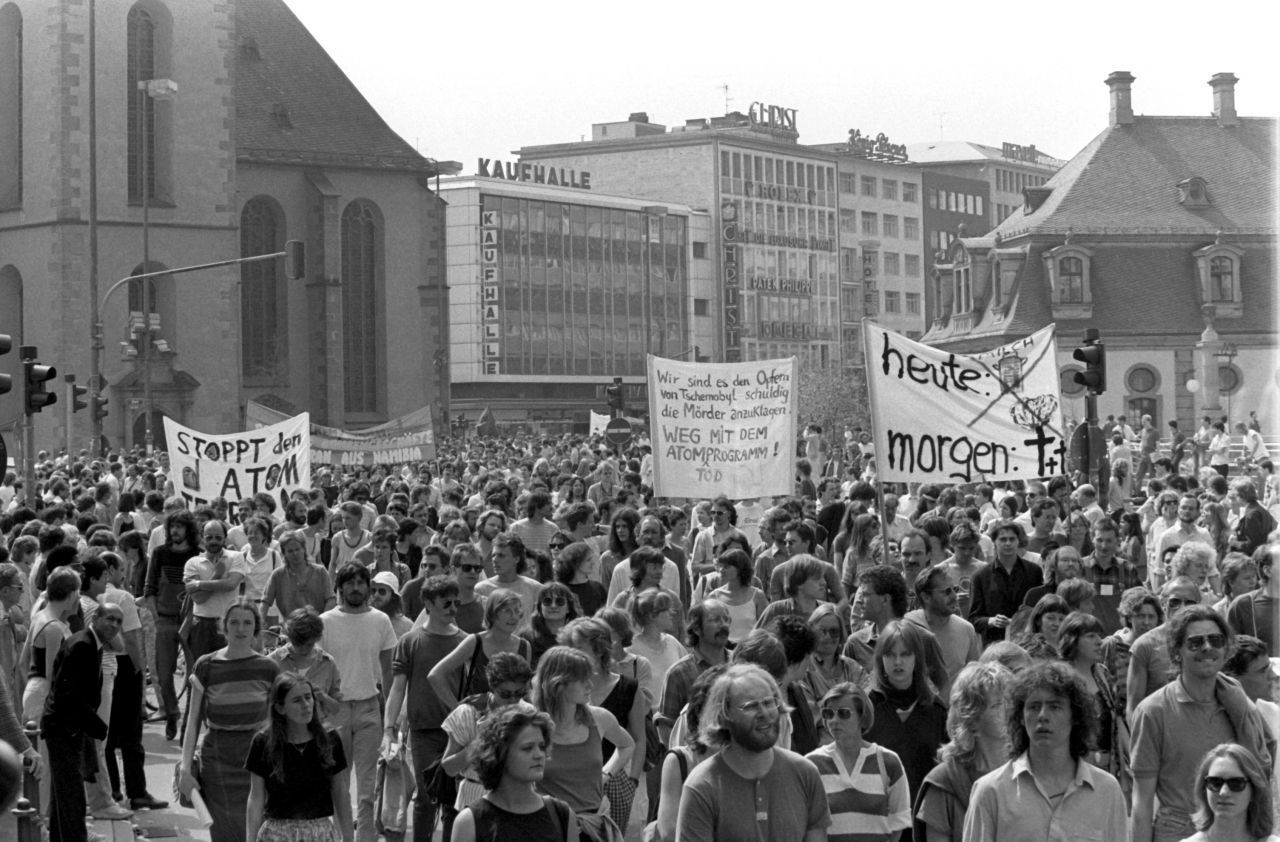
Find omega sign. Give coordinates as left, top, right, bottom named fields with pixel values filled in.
left=477, top=159, right=591, bottom=189
left=748, top=102, right=798, bottom=132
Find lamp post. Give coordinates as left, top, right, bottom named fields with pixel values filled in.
left=1216, top=341, right=1238, bottom=422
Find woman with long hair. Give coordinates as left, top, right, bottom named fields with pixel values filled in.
left=113, top=491, right=140, bottom=537
left=531, top=646, right=633, bottom=838
left=245, top=672, right=352, bottom=842
left=600, top=507, right=641, bottom=587
left=839, top=513, right=880, bottom=586
left=178, top=599, right=280, bottom=842
left=451, top=706, right=578, bottom=842
left=1065, top=510, right=1095, bottom=558
left=801, top=602, right=865, bottom=744
left=1058, top=611, right=1128, bottom=791
left=519, top=581, right=582, bottom=669
left=806, top=682, right=912, bottom=842
left=1101, top=586, right=1161, bottom=712
left=427, top=589, right=533, bottom=707
left=1117, top=512, right=1146, bottom=575
left=554, top=541, right=608, bottom=617
left=707, top=548, right=769, bottom=642
left=863, top=621, right=948, bottom=841
left=1182, top=742, right=1276, bottom=842
left=624, top=590, right=685, bottom=709
left=913, top=661, right=1013, bottom=842
left=558, top=618, right=647, bottom=833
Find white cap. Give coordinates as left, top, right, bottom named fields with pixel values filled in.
left=371, top=571, right=401, bottom=596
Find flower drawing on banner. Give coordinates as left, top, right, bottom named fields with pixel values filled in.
left=1010, top=394, right=1059, bottom=430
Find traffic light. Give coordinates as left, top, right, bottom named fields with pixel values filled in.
left=23, top=358, right=57, bottom=414
left=284, top=239, right=305, bottom=280
left=93, top=393, right=110, bottom=422
left=1072, top=329, right=1106, bottom=395
left=605, top=377, right=624, bottom=416
left=0, top=334, right=10, bottom=397
left=70, top=379, right=89, bottom=412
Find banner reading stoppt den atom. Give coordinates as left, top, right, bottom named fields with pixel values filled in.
left=863, top=323, right=1065, bottom=484
left=647, top=354, right=797, bottom=498
left=164, top=413, right=311, bottom=517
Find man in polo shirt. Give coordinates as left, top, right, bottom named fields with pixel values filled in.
left=657, top=599, right=731, bottom=745
left=1081, top=518, right=1143, bottom=634
left=1126, top=577, right=1202, bottom=716
left=969, top=520, right=1044, bottom=645
left=964, top=661, right=1126, bottom=842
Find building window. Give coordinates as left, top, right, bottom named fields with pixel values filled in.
left=882, top=215, right=898, bottom=238
left=954, top=265, right=972, bottom=314
left=860, top=212, right=877, bottom=236
left=839, top=173, right=856, bottom=193
left=693, top=298, right=709, bottom=316
left=975, top=195, right=984, bottom=217
left=903, top=182, right=917, bottom=203
left=904, top=217, right=918, bottom=240
left=882, top=180, right=897, bottom=201
left=341, top=199, right=383, bottom=415
left=928, top=189, right=938, bottom=209
left=692, top=241, right=708, bottom=259
left=1058, top=256, right=1084, bottom=303
left=0, top=3, right=21, bottom=208
left=883, top=253, right=899, bottom=276
left=1209, top=256, right=1234, bottom=300
left=1192, top=240, right=1244, bottom=317
left=905, top=292, right=920, bottom=314
left=126, top=3, right=172, bottom=205
left=905, top=254, right=920, bottom=277
left=1126, top=365, right=1158, bottom=394
left=861, top=176, right=876, bottom=197
left=884, top=291, right=900, bottom=312
left=839, top=210, right=856, bottom=233
left=240, top=197, right=287, bottom=380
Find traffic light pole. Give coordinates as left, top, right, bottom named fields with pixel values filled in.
left=20, top=346, right=37, bottom=508
left=64, top=375, right=74, bottom=464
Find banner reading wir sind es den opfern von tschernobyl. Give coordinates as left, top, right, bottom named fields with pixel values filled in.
left=647, top=354, right=797, bottom=498
left=863, top=322, right=1065, bottom=484
left=164, top=413, right=311, bottom=515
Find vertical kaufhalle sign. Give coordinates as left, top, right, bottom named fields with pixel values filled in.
left=164, top=413, right=311, bottom=518
left=863, top=323, right=1065, bottom=484
left=647, top=354, right=796, bottom=499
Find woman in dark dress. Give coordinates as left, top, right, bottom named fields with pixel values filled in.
left=863, top=620, right=948, bottom=842
left=452, top=707, right=577, bottom=842
left=245, top=672, right=352, bottom=842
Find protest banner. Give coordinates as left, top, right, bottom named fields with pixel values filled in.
left=589, top=410, right=609, bottom=436
left=863, top=322, right=1065, bottom=483
left=164, top=413, right=311, bottom=516
left=647, top=354, right=796, bottom=498
left=246, top=401, right=435, bottom=466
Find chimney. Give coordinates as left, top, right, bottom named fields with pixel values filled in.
left=1209, top=73, right=1239, bottom=127
left=1105, top=71, right=1136, bottom=126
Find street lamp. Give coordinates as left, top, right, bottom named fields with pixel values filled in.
left=1216, top=341, right=1238, bottom=421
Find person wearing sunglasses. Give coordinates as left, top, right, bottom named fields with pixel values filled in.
left=1127, top=576, right=1204, bottom=717
left=805, top=681, right=910, bottom=842
left=519, top=582, right=582, bottom=669
left=964, top=661, right=1127, bottom=842
left=1130, top=604, right=1274, bottom=842
left=1183, top=742, right=1276, bottom=842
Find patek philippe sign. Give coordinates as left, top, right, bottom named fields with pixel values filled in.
left=845, top=129, right=909, bottom=163
left=1001, top=142, right=1039, bottom=163
left=748, top=102, right=798, bottom=132
left=477, top=159, right=591, bottom=189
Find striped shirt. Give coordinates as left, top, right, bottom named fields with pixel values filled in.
left=805, top=742, right=910, bottom=842
left=191, top=653, right=278, bottom=731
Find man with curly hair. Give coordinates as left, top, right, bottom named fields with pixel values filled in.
left=964, top=661, right=1126, bottom=841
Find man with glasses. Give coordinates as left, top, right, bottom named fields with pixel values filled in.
left=691, top=496, right=739, bottom=583
left=383, top=575, right=467, bottom=842
left=906, top=567, right=980, bottom=701
left=676, top=662, right=830, bottom=841
left=965, top=661, right=1126, bottom=842
left=1127, top=577, right=1201, bottom=716
left=1130, top=604, right=1274, bottom=842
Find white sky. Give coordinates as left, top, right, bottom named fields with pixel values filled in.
left=285, top=0, right=1279, bottom=168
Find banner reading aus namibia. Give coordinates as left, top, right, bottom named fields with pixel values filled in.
left=863, top=322, right=1065, bottom=484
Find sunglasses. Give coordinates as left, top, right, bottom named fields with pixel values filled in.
left=821, top=708, right=857, bottom=720
left=541, top=596, right=568, bottom=607
left=1205, top=776, right=1249, bottom=793
left=549, top=543, right=568, bottom=550
left=457, top=564, right=484, bottom=573
left=1185, top=633, right=1226, bottom=651
left=434, top=598, right=458, bottom=609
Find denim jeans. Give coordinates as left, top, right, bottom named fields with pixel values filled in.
left=408, top=727, right=448, bottom=842
left=154, top=614, right=181, bottom=719
left=334, top=697, right=384, bottom=842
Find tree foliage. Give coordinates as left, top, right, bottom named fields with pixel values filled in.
left=796, top=364, right=870, bottom=436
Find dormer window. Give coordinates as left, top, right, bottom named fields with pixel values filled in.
left=953, top=250, right=972, bottom=315
left=1193, top=237, right=1244, bottom=317
left=1042, top=239, right=1094, bottom=319
left=1178, top=177, right=1211, bottom=208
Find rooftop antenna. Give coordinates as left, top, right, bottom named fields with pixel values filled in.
left=720, top=83, right=731, bottom=114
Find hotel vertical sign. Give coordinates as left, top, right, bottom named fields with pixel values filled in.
left=480, top=208, right=501, bottom=375
left=721, top=200, right=742, bottom=362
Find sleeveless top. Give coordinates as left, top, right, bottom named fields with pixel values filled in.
left=597, top=674, right=638, bottom=763
left=470, top=796, right=568, bottom=842
left=28, top=619, right=65, bottom=680
left=538, top=714, right=603, bottom=813
left=466, top=634, right=533, bottom=695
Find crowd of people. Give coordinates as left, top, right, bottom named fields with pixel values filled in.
left=0, top=414, right=1276, bottom=842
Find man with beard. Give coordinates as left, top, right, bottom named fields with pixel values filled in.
left=675, top=663, right=830, bottom=841
left=321, top=563, right=398, bottom=842
left=1155, top=494, right=1214, bottom=566
left=1129, top=604, right=1274, bottom=842
left=142, top=509, right=201, bottom=739
left=182, top=519, right=248, bottom=667
left=371, top=571, right=413, bottom=638
left=905, top=567, right=980, bottom=702
left=964, top=661, right=1126, bottom=842
left=657, top=599, right=732, bottom=745
left=472, top=509, right=507, bottom=575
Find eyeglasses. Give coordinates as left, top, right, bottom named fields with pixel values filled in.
left=541, top=596, right=568, bottom=607
left=1184, top=633, right=1226, bottom=651
left=735, top=697, right=781, bottom=716
left=492, top=687, right=528, bottom=701
left=1205, top=776, right=1249, bottom=793
left=820, top=707, right=857, bottom=721
left=433, top=598, right=458, bottom=609
left=816, top=626, right=842, bottom=639
left=930, top=586, right=958, bottom=595
left=457, top=564, right=484, bottom=573
left=549, top=543, right=568, bottom=551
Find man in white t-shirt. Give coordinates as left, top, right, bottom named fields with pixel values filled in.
left=322, top=563, right=398, bottom=842
left=474, top=533, right=541, bottom=631
left=182, top=519, right=248, bottom=665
